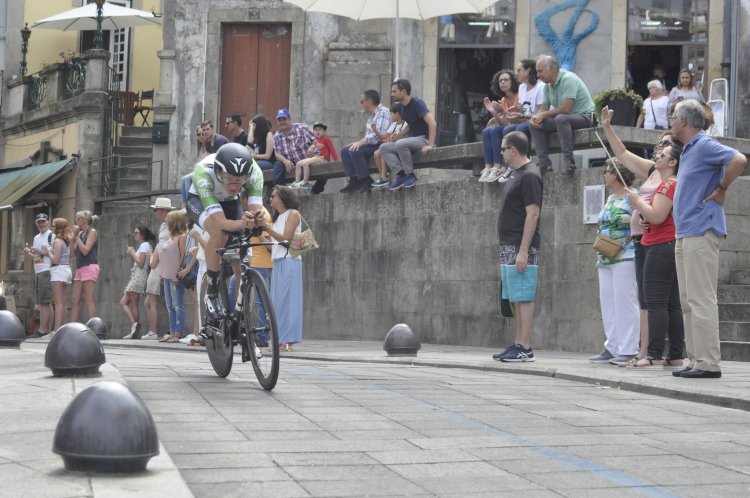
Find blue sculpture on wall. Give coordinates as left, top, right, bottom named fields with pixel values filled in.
left=535, top=0, right=599, bottom=71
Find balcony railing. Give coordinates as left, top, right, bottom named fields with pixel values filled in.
left=63, top=58, right=86, bottom=97
left=25, top=71, right=48, bottom=111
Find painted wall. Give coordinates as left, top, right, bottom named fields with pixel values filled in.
left=23, top=0, right=78, bottom=75
left=129, top=0, right=162, bottom=94
left=22, top=0, right=162, bottom=93
left=3, top=123, right=78, bottom=164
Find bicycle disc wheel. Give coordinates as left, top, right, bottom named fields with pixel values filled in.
left=243, top=271, right=279, bottom=390
left=200, top=269, right=234, bottom=377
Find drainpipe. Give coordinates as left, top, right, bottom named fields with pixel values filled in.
left=0, top=0, right=8, bottom=109
left=727, top=0, right=739, bottom=137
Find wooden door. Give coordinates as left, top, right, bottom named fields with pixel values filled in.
left=220, top=24, right=292, bottom=126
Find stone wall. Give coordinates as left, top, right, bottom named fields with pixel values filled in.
left=89, top=172, right=750, bottom=351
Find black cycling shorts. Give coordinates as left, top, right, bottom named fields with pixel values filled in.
left=185, top=193, right=241, bottom=229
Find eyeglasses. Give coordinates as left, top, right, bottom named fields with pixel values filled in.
left=500, top=146, right=511, bottom=152
left=498, top=77, right=511, bottom=82
left=668, top=115, right=681, bottom=125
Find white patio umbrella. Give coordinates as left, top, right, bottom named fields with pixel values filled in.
left=32, top=1, right=161, bottom=31
left=284, top=0, right=498, bottom=77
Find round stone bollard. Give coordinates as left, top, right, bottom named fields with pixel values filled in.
left=0, top=310, right=25, bottom=349
left=53, top=381, right=160, bottom=473
left=86, top=317, right=109, bottom=340
left=383, top=323, right=421, bottom=357
left=45, top=322, right=106, bottom=376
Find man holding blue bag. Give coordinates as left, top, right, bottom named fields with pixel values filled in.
left=492, top=131, right=543, bottom=362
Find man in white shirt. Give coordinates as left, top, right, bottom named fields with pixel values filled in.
left=24, top=213, right=55, bottom=337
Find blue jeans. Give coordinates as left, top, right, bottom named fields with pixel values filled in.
left=256, top=159, right=274, bottom=171
left=163, top=279, right=185, bottom=334
left=180, top=173, right=194, bottom=206
left=340, top=143, right=379, bottom=180
left=503, top=122, right=531, bottom=139
left=254, top=267, right=272, bottom=342
left=272, top=161, right=288, bottom=185
left=482, top=125, right=506, bottom=166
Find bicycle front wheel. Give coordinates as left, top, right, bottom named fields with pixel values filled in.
left=199, top=270, right=234, bottom=377
left=243, top=271, right=279, bottom=390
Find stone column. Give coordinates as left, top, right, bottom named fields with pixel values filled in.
left=75, top=50, right=112, bottom=211
left=152, top=49, right=177, bottom=191
left=83, top=49, right=110, bottom=92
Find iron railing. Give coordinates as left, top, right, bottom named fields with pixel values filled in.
left=63, top=58, right=86, bottom=97
left=87, top=157, right=164, bottom=200
left=25, top=71, right=48, bottom=111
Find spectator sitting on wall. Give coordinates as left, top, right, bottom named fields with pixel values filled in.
left=225, top=112, right=248, bottom=146
left=290, top=120, right=338, bottom=190
left=370, top=104, right=409, bottom=190
left=247, top=114, right=276, bottom=171
left=272, top=108, right=316, bottom=186
left=380, top=78, right=437, bottom=190
left=202, top=120, right=229, bottom=154
left=339, top=89, right=392, bottom=193
left=529, top=55, right=595, bottom=176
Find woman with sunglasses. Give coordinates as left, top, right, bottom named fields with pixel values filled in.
left=625, top=144, right=685, bottom=368
left=595, top=106, right=682, bottom=365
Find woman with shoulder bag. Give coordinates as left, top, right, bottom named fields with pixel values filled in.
left=599, top=106, right=682, bottom=363
left=153, top=210, right=188, bottom=343
left=591, top=160, right=640, bottom=366
left=637, top=80, right=669, bottom=131
left=264, top=186, right=303, bottom=352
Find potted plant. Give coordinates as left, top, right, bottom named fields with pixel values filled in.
left=593, top=88, right=644, bottom=126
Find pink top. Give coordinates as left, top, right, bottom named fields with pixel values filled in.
left=158, top=236, right=181, bottom=280
left=631, top=171, right=661, bottom=236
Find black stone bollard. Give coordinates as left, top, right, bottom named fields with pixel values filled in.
left=0, top=310, right=25, bottom=348
left=53, top=381, right=160, bottom=473
left=383, top=323, right=421, bottom=357
left=86, top=317, right=109, bottom=340
left=45, top=322, right=106, bottom=376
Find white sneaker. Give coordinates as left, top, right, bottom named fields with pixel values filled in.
left=255, top=346, right=263, bottom=359
left=123, top=322, right=140, bottom=339
left=179, top=333, right=198, bottom=344
left=478, top=169, right=492, bottom=182
left=141, top=331, right=158, bottom=340
left=485, top=168, right=503, bottom=182
left=289, top=181, right=302, bottom=189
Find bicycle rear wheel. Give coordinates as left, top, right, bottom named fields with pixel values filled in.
left=200, top=269, right=234, bottom=377
left=242, top=271, right=279, bottom=390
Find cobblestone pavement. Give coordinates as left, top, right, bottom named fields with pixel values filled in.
left=110, top=346, right=750, bottom=497
left=5, top=341, right=750, bottom=497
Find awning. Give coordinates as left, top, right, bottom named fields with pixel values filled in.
left=0, top=159, right=74, bottom=210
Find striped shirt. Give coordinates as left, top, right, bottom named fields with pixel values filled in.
left=364, top=104, right=392, bottom=145
left=273, top=123, right=315, bottom=165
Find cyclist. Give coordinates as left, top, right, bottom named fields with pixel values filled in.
left=185, top=142, right=264, bottom=320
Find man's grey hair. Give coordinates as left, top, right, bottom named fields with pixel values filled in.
left=537, top=55, right=559, bottom=71
left=647, top=79, right=663, bottom=91
left=674, top=99, right=705, bottom=130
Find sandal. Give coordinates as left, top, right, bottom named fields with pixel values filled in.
left=166, top=334, right=181, bottom=343
left=189, top=337, right=205, bottom=346
left=159, top=333, right=174, bottom=343
left=627, top=356, right=665, bottom=368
